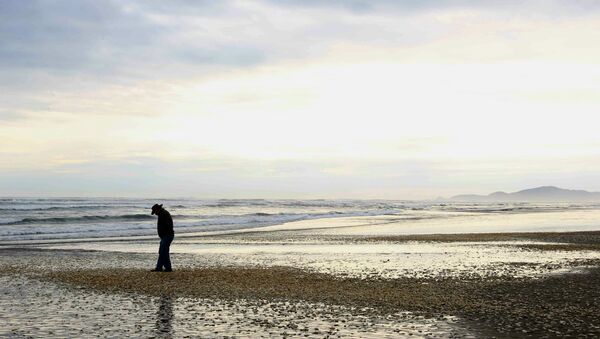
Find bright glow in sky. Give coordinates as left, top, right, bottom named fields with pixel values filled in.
left=1, top=1, right=600, bottom=198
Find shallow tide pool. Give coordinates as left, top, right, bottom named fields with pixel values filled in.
left=38, top=240, right=600, bottom=279
left=0, top=275, right=475, bottom=338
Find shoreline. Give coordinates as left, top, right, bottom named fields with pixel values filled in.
left=5, top=228, right=600, bottom=246
left=5, top=207, right=600, bottom=246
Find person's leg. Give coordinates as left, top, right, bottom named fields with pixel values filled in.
left=155, top=238, right=165, bottom=271
left=163, top=235, right=173, bottom=271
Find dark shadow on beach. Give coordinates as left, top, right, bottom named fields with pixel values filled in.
left=155, top=296, right=174, bottom=337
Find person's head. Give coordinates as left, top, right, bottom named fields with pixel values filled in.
left=151, top=204, right=163, bottom=215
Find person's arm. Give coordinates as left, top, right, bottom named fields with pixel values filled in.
left=157, top=214, right=166, bottom=237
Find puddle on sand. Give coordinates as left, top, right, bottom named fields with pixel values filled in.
left=42, top=240, right=600, bottom=279
left=0, top=276, right=474, bottom=338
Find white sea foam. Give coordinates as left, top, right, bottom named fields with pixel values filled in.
left=0, top=198, right=598, bottom=241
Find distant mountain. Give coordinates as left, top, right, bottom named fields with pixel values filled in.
left=449, top=186, right=600, bottom=202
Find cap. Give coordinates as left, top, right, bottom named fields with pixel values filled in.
left=151, top=204, right=163, bottom=215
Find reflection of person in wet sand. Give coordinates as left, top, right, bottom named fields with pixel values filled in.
left=155, top=296, right=174, bottom=336
left=150, top=204, right=174, bottom=272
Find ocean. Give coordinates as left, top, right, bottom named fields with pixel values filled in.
left=1, top=197, right=599, bottom=241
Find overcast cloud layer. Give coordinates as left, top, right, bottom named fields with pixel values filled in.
left=1, top=0, right=600, bottom=198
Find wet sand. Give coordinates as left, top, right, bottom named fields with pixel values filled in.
left=43, top=265, right=600, bottom=337
left=1, top=274, right=468, bottom=338
left=2, top=230, right=600, bottom=337
left=37, top=229, right=600, bottom=280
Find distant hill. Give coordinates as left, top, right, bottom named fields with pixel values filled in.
left=449, top=186, right=600, bottom=202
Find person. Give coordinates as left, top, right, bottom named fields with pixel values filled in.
left=150, top=204, right=174, bottom=272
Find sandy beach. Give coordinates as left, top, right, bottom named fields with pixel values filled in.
left=3, top=224, right=600, bottom=337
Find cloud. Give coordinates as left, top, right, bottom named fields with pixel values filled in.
left=2, top=0, right=599, bottom=83
left=0, top=110, right=23, bottom=121
left=264, top=0, right=600, bottom=15
left=0, top=1, right=150, bottom=72
left=0, top=0, right=274, bottom=120
left=3, top=0, right=596, bottom=91
left=1, top=0, right=600, bottom=197
left=0, top=0, right=268, bottom=86
left=3, top=153, right=600, bottom=198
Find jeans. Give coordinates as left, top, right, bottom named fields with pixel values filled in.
left=155, top=235, right=174, bottom=271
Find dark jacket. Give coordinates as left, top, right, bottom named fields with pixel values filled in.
left=156, top=209, right=174, bottom=238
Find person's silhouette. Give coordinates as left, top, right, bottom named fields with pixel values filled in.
left=150, top=204, right=174, bottom=272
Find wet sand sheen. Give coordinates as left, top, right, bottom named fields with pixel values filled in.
left=42, top=264, right=600, bottom=337
left=40, top=231, right=600, bottom=280
left=4, top=230, right=600, bottom=337
left=0, top=275, right=468, bottom=338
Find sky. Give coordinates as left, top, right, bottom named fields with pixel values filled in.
left=1, top=0, right=600, bottom=199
